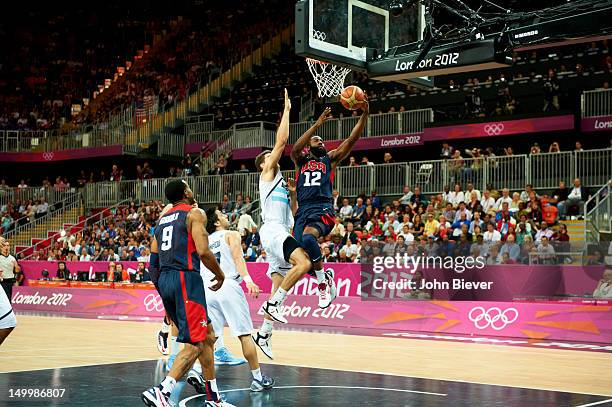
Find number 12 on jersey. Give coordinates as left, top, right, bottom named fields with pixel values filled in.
left=303, top=171, right=321, bottom=186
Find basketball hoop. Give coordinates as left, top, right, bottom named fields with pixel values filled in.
left=306, top=58, right=351, bottom=98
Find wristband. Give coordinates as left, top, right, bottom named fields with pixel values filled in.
left=243, top=275, right=253, bottom=284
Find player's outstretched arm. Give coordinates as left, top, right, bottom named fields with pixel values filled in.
left=262, top=88, right=291, bottom=180
left=287, top=177, right=298, bottom=216
left=329, top=98, right=369, bottom=166
left=290, top=107, right=332, bottom=166
left=189, top=208, right=225, bottom=291
left=226, top=231, right=260, bottom=297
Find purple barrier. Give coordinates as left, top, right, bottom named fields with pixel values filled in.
left=19, top=262, right=605, bottom=301
left=424, top=115, right=575, bottom=141
left=581, top=116, right=612, bottom=132
left=225, top=115, right=574, bottom=160
left=11, top=286, right=612, bottom=344
left=20, top=261, right=142, bottom=284
left=0, top=145, right=123, bottom=162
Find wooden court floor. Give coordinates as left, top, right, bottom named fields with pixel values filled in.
left=1, top=315, right=611, bottom=397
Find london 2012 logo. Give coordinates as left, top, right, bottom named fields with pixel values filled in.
left=484, top=123, right=505, bottom=136
left=143, top=293, right=165, bottom=312
left=468, top=306, right=519, bottom=330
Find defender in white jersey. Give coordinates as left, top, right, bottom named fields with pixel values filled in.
left=201, top=208, right=274, bottom=392
left=252, top=89, right=312, bottom=359
left=0, top=237, right=17, bottom=345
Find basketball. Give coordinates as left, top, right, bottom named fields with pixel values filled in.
left=340, top=85, right=366, bottom=110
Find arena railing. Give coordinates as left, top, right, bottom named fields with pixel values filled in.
left=4, top=192, right=82, bottom=248
left=157, top=133, right=186, bottom=158
left=0, top=186, right=78, bottom=207
left=78, top=148, right=611, bottom=209
left=585, top=182, right=611, bottom=243
left=581, top=88, right=612, bottom=118
left=185, top=114, right=215, bottom=139
left=19, top=198, right=131, bottom=260
left=287, top=108, right=433, bottom=144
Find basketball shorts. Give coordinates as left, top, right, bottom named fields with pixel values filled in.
left=293, top=204, right=336, bottom=243
left=0, top=285, right=16, bottom=329
left=205, top=278, right=253, bottom=337
left=260, top=222, right=294, bottom=278
left=157, top=271, right=209, bottom=344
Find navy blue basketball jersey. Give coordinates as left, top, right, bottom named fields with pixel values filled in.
left=154, top=203, right=200, bottom=273
left=296, top=153, right=334, bottom=205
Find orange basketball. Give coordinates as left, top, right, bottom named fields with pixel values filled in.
left=339, top=85, right=366, bottom=110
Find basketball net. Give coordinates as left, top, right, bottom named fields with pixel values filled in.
left=306, top=58, right=351, bottom=98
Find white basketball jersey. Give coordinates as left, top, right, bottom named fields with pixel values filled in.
left=259, top=170, right=294, bottom=230
left=201, top=230, right=241, bottom=283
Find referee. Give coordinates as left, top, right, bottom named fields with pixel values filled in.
left=0, top=239, right=19, bottom=302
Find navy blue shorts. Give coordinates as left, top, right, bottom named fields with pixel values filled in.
left=293, top=204, right=336, bottom=243
left=157, top=270, right=209, bottom=344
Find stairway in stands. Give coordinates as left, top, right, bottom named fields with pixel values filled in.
left=563, top=219, right=586, bottom=249
left=13, top=205, right=84, bottom=257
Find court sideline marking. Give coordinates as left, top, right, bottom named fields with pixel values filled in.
left=267, top=361, right=612, bottom=398
left=179, top=385, right=447, bottom=407
left=574, top=399, right=612, bottom=407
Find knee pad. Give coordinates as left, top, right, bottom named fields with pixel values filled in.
left=301, top=233, right=322, bottom=263
left=283, top=236, right=301, bottom=263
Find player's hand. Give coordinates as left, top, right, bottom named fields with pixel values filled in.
left=246, top=281, right=260, bottom=298
left=209, top=271, right=225, bottom=291
left=286, top=177, right=296, bottom=193
left=359, top=92, right=369, bottom=114
left=284, top=88, right=291, bottom=111
left=315, top=107, right=332, bottom=126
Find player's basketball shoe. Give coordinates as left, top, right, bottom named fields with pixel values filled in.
left=251, top=331, right=274, bottom=359
left=157, top=330, right=169, bottom=355
left=262, top=300, right=287, bottom=323
left=250, top=375, right=275, bottom=392
left=214, top=347, right=247, bottom=366
left=142, top=386, right=175, bottom=407
left=186, top=371, right=236, bottom=406
left=317, top=268, right=337, bottom=309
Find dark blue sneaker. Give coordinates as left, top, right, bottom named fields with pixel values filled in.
left=250, top=375, right=275, bottom=392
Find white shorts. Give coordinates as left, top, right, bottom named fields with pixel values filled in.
left=260, top=223, right=293, bottom=278
left=0, top=287, right=16, bottom=329
left=204, top=279, right=253, bottom=337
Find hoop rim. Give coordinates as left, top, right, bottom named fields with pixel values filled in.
left=305, top=57, right=330, bottom=65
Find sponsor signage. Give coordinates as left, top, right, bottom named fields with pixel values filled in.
left=11, top=287, right=612, bottom=344
left=0, top=145, right=124, bottom=163
left=581, top=115, right=612, bottom=132
left=424, top=114, right=575, bottom=141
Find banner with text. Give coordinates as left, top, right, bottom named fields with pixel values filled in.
left=11, top=287, right=612, bottom=344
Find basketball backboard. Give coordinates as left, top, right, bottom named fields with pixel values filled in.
left=295, top=0, right=434, bottom=87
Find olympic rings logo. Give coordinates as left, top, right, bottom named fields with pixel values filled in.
left=42, top=152, right=55, bottom=161
left=312, top=30, right=327, bottom=41
left=468, top=306, right=518, bottom=330
left=484, top=123, right=505, bottom=136
left=143, top=293, right=165, bottom=312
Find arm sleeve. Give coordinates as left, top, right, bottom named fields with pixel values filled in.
left=149, top=252, right=160, bottom=288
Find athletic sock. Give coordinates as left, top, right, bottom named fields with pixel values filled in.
left=161, top=317, right=170, bottom=333
left=270, top=287, right=288, bottom=305
left=314, top=269, right=325, bottom=284
left=205, top=379, right=220, bottom=401
left=170, top=336, right=179, bottom=357
left=160, top=376, right=176, bottom=395
left=251, top=368, right=263, bottom=382
left=260, top=319, right=274, bottom=335
left=214, top=333, right=225, bottom=351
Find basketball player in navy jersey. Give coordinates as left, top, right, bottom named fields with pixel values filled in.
left=291, top=100, right=368, bottom=308
left=142, top=180, right=234, bottom=407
